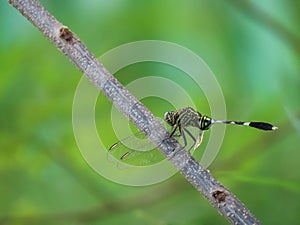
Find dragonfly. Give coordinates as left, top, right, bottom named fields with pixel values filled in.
left=108, top=107, right=278, bottom=163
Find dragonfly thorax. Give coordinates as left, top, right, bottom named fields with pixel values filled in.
left=164, top=107, right=213, bottom=131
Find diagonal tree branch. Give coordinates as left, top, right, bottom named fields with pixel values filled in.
left=9, top=0, right=262, bottom=224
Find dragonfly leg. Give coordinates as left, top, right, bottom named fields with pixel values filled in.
left=194, top=131, right=203, bottom=149
left=183, top=128, right=197, bottom=151
left=167, top=126, right=187, bottom=158
left=179, top=126, right=188, bottom=149
left=169, top=124, right=179, bottom=138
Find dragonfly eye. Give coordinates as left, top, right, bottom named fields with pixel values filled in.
left=201, top=116, right=212, bottom=130
left=164, top=110, right=176, bottom=126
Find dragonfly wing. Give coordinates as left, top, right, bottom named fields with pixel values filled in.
left=108, top=131, right=160, bottom=164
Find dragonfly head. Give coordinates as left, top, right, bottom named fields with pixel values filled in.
left=164, top=110, right=177, bottom=126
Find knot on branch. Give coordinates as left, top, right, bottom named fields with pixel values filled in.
left=59, top=26, right=78, bottom=44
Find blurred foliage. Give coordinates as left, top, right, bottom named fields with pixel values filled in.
left=1, top=0, right=300, bottom=224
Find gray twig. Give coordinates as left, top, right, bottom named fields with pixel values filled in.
left=9, top=0, right=261, bottom=224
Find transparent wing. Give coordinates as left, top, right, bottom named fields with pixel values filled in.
left=107, top=132, right=164, bottom=166
left=108, top=127, right=204, bottom=166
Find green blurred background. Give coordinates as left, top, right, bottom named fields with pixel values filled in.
left=1, top=0, right=300, bottom=224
